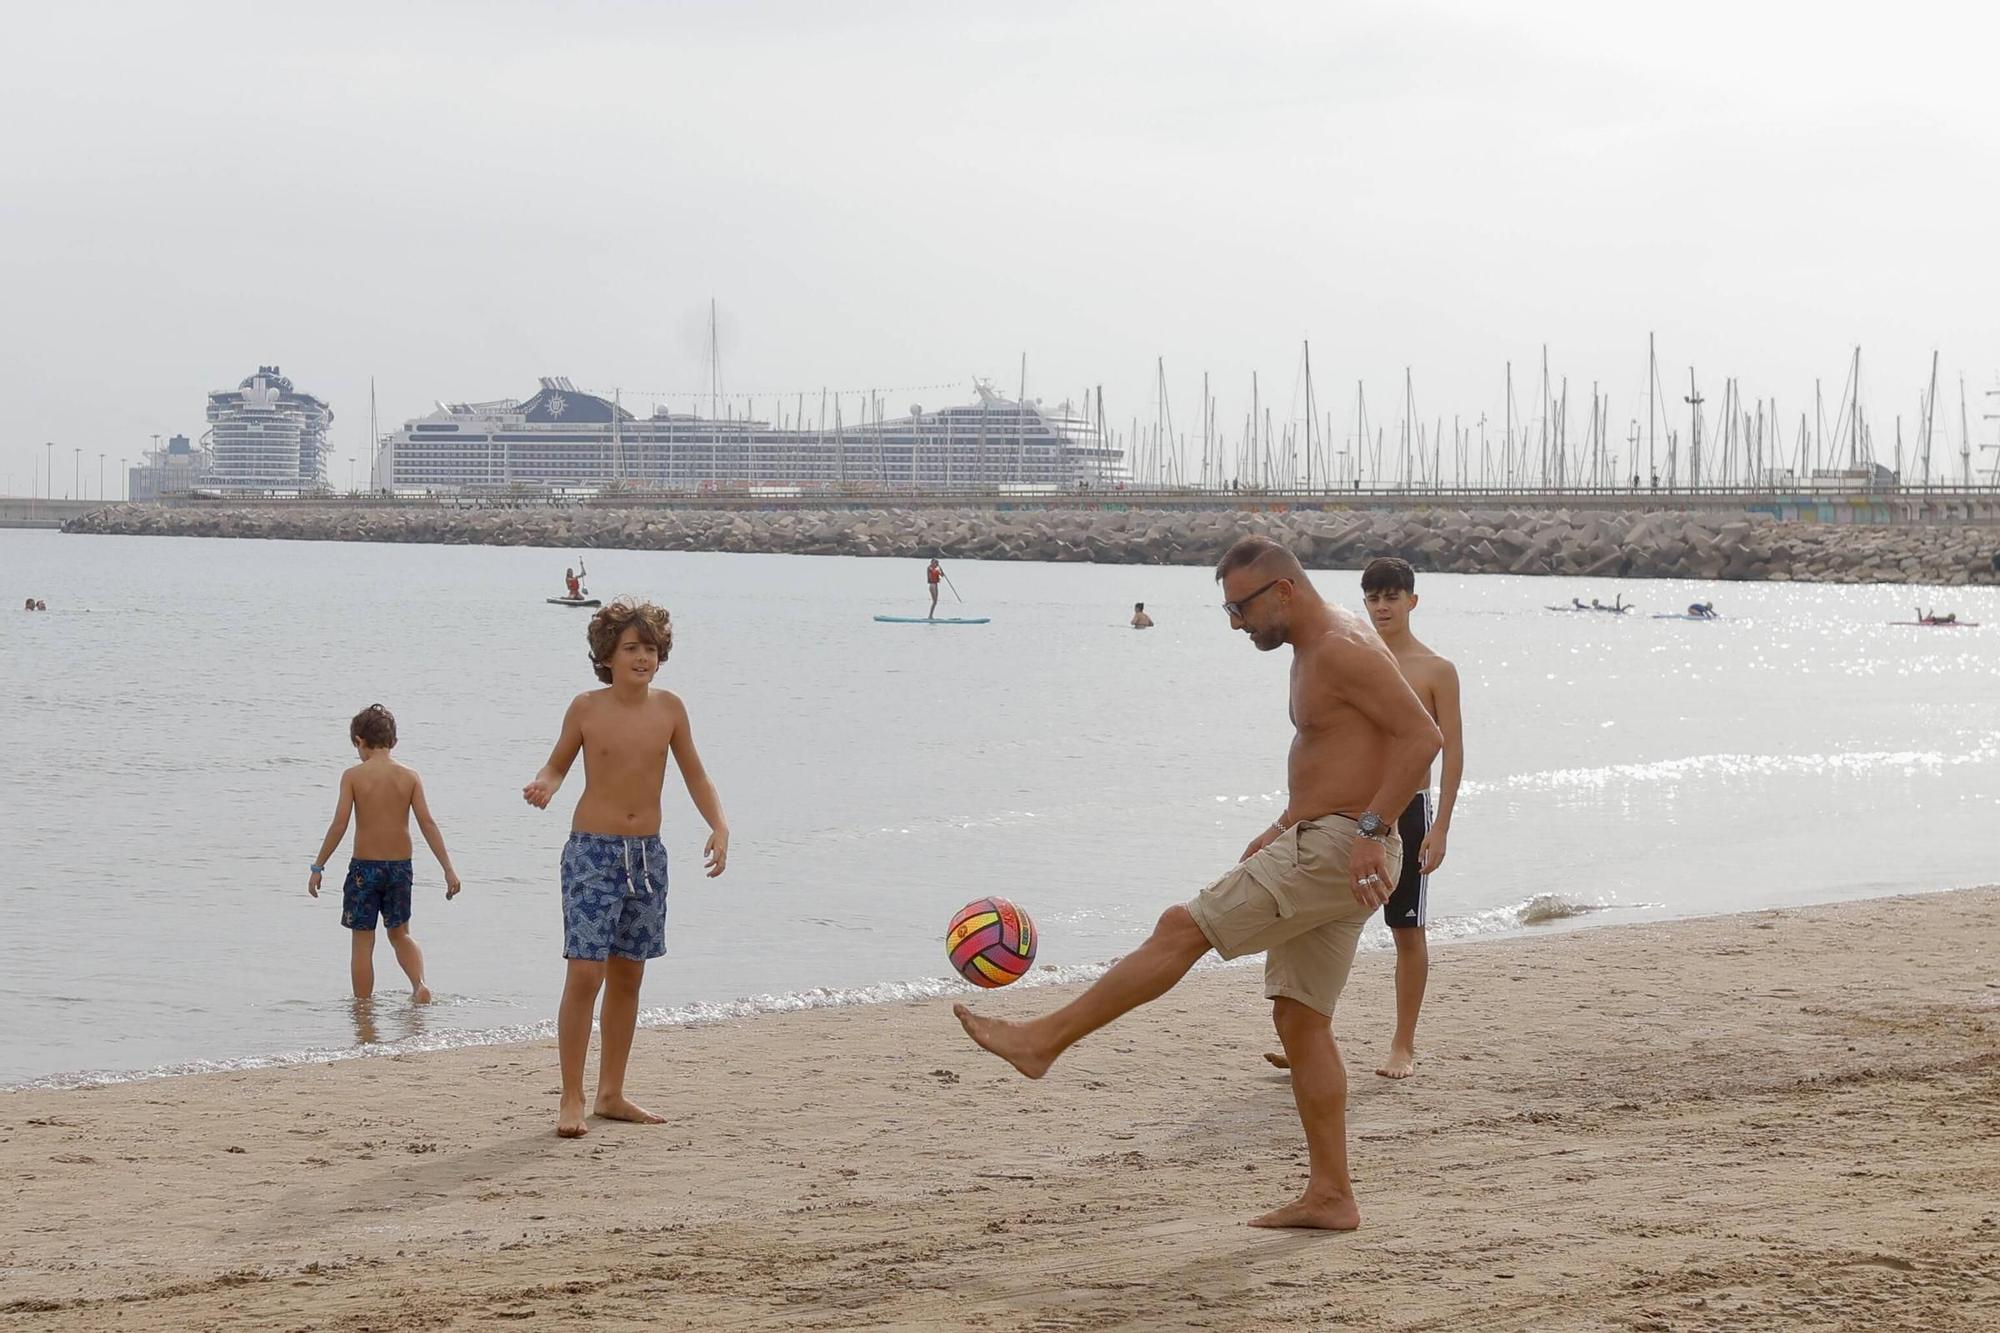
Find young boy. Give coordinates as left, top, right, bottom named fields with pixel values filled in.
left=1357, top=557, right=1462, bottom=1078
left=1263, top=556, right=1462, bottom=1080
left=308, top=703, right=462, bottom=1003
left=523, top=599, right=729, bottom=1139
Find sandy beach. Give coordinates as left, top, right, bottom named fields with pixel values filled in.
left=4, top=890, right=1997, bottom=1332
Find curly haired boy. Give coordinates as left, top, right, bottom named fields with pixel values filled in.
left=523, top=599, right=730, bottom=1138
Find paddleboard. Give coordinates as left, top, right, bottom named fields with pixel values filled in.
left=547, top=597, right=602, bottom=608
left=874, top=615, right=990, bottom=625
left=1652, top=613, right=1719, bottom=621
left=1887, top=620, right=1978, bottom=627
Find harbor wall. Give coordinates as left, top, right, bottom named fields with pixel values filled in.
left=60, top=503, right=2000, bottom=586
left=1, top=498, right=99, bottom=529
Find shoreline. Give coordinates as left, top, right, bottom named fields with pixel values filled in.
left=5, top=888, right=1996, bottom=1330
left=4, top=886, right=1633, bottom=1094
left=21, top=874, right=1908, bottom=1095
left=59, top=502, right=2000, bottom=585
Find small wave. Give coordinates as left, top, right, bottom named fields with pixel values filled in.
left=1423, top=893, right=1645, bottom=941
left=0, top=898, right=1642, bottom=1093
left=1516, top=894, right=1613, bottom=925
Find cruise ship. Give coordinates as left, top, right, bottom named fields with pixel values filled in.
left=207, top=366, right=334, bottom=489
left=378, top=379, right=1125, bottom=493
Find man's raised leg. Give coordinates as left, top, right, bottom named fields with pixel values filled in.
left=1378, top=926, right=1428, bottom=1079
left=349, top=929, right=376, bottom=999
left=594, top=956, right=665, bottom=1124
left=956, top=904, right=1210, bottom=1079
left=1251, top=996, right=1361, bottom=1230
left=557, top=959, right=605, bottom=1137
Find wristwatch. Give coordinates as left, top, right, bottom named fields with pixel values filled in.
left=1355, top=812, right=1389, bottom=840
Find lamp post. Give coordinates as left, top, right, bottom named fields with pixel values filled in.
left=122, top=457, right=129, bottom=501
left=73, top=446, right=81, bottom=500
left=45, top=443, right=53, bottom=500
left=99, top=454, right=105, bottom=501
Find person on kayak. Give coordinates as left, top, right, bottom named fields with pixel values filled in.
left=926, top=558, right=944, bottom=620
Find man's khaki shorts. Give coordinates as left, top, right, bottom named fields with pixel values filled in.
left=1185, top=817, right=1402, bottom=1016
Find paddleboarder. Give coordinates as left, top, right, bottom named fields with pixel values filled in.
left=565, top=560, right=588, bottom=601
left=926, top=558, right=944, bottom=620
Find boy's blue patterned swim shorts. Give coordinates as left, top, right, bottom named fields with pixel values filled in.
left=561, top=833, right=669, bottom=961
left=342, top=858, right=414, bottom=931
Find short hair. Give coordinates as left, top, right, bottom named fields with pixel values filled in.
left=1361, top=556, right=1416, bottom=595
left=1213, top=535, right=1305, bottom=584
left=351, top=703, right=397, bottom=749
left=1134, top=602, right=1145, bottom=611
left=587, top=599, right=673, bottom=683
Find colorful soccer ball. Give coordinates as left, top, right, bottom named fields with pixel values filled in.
left=947, top=897, right=1038, bottom=988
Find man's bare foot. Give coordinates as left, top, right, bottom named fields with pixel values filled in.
left=412, top=983, right=433, bottom=1004
left=1376, top=1045, right=1416, bottom=1079
left=1263, top=1051, right=1291, bottom=1070
left=593, top=1096, right=667, bottom=1124
left=1249, top=1193, right=1361, bottom=1231
left=953, top=1004, right=1054, bottom=1079
left=557, top=1094, right=589, bottom=1138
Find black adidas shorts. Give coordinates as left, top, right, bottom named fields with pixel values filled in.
left=1382, top=792, right=1430, bottom=930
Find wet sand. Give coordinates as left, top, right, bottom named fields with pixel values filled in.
left=4, top=889, right=1998, bottom=1331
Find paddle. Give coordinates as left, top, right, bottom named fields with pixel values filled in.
left=941, top=571, right=963, bottom=604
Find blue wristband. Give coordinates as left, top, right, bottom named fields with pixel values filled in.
left=311, top=863, right=326, bottom=874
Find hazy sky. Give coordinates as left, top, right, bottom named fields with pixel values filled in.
left=6, top=0, right=2000, bottom=495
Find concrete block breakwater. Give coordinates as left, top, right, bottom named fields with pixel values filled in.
left=64, top=504, right=2000, bottom=585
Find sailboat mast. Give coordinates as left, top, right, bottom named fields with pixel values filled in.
left=1303, top=341, right=1315, bottom=492
left=1961, top=375, right=1973, bottom=486
left=1849, top=347, right=1861, bottom=469
left=1647, top=332, right=1656, bottom=487
left=1922, top=349, right=1939, bottom=487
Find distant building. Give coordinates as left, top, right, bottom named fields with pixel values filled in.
left=379, top=377, right=1124, bottom=494
left=1807, top=462, right=1900, bottom=492
left=129, top=434, right=211, bottom=501
left=207, top=366, right=333, bottom=490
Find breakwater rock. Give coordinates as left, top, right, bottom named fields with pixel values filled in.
left=64, top=504, right=2000, bottom=586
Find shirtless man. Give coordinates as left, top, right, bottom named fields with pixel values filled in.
left=1131, top=601, right=1154, bottom=629
left=524, top=599, right=730, bottom=1138
left=955, top=536, right=1441, bottom=1229
left=1270, top=556, right=1462, bottom=1079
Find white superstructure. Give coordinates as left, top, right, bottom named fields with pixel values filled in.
left=207, top=366, right=333, bottom=489
left=380, top=378, right=1124, bottom=493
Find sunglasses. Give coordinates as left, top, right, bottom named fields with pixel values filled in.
left=1222, top=577, right=1287, bottom=619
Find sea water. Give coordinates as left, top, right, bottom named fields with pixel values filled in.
left=2, top=528, right=1995, bottom=1087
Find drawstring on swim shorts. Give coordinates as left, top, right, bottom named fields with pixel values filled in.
left=621, top=838, right=652, bottom=899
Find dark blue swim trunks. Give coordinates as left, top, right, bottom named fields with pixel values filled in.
left=342, top=858, right=414, bottom=931
left=561, top=833, right=669, bottom=961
